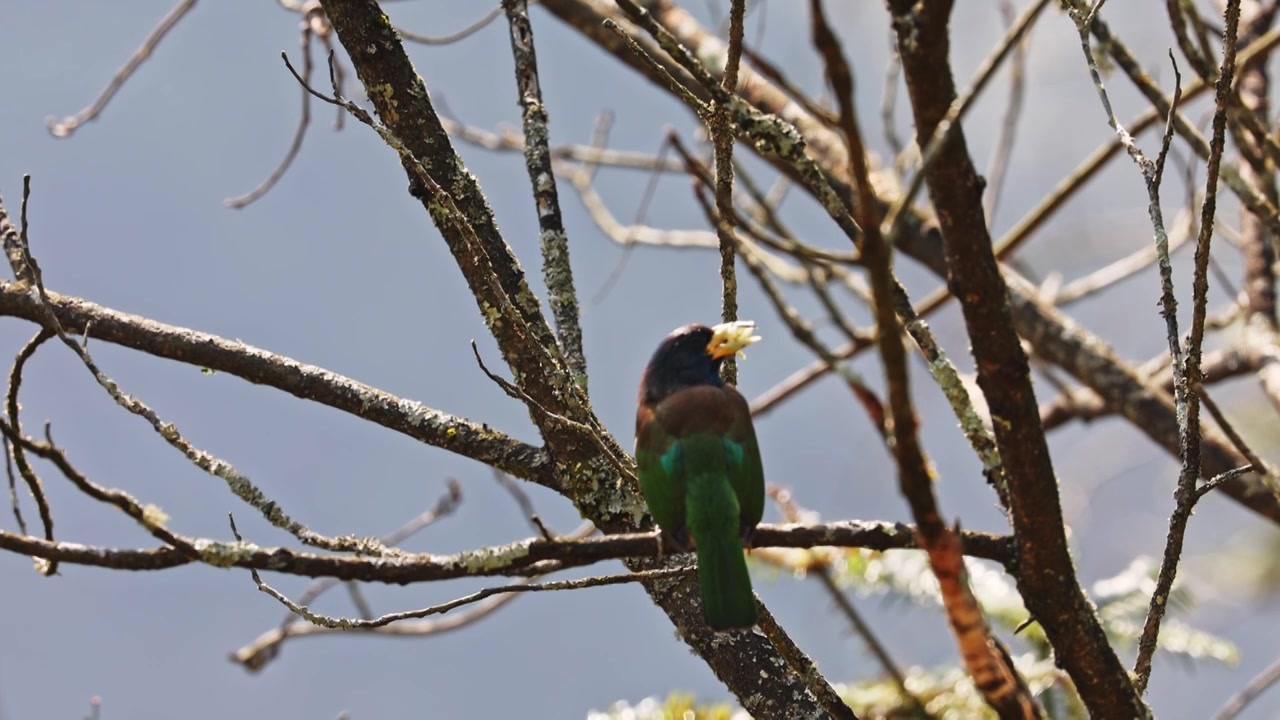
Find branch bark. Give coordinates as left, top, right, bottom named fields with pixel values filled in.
left=0, top=519, right=1014, bottom=579
left=538, top=0, right=1280, bottom=524
left=0, top=281, right=554, bottom=487
left=314, top=2, right=851, bottom=714
left=887, top=1, right=1147, bottom=715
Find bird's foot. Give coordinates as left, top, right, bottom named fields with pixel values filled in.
left=667, top=526, right=694, bottom=554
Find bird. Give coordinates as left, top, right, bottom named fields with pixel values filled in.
left=634, top=321, right=766, bottom=630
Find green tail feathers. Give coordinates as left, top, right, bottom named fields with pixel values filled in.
left=693, top=526, right=757, bottom=630
left=677, top=437, right=758, bottom=630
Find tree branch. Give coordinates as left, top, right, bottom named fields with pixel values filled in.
left=502, top=0, right=589, bottom=391
left=888, top=1, right=1147, bottom=715
left=317, top=0, right=589, bottom=456
left=541, top=0, right=1280, bottom=525
left=0, top=281, right=554, bottom=488
left=814, top=2, right=1037, bottom=716
left=0, top=520, right=1016, bottom=580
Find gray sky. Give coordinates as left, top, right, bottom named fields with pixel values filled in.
left=3, top=2, right=1279, bottom=718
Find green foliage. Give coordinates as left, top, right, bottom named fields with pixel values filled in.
left=833, top=546, right=1047, bottom=649
left=825, top=549, right=1236, bottom=667
left=589, top=658, right=1075, bottom=720
left=639, top=549, right=1238, bottom=718
left=587, top=693, right=744, bottom=720
left=1093, top=558, right=1239, bottom=667
left=842, top=655, right=1074, bottom=720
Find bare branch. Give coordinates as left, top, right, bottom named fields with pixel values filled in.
left=394, top=3, right=509, bottom=45
left=1128, top=0, right=1241, bottom=694
left=232, top=587, right=525, bottom=672
left=225, top=3, right=341, bottom=208
left=892, top=2, right=1144, bottom=715
left=1215, top=652, right=1280, bottom=719
left=816, top=3, right=1036, bottom=714
left=0, top=519, right=1017, bottom=582
left=45, top=0, right=198, bottom=138
left=253, top=562, right=693, bottom=630
left=707, top=0, right=746, bottom=384
left=0, top=280, right=553, bottom=487
left=503, top=0, right=589, bottom=389
left=5, top=328, right=56, bottom=573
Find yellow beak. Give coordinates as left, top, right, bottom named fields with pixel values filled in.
left=707, top=320, right=762, bottom=360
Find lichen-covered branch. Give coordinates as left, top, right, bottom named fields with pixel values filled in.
left=1005, top=272, right=1280, bottom=521
left=539, top=0, right=1280, bottom=524
left=317, top=0, right=586, bottom=446
left=0, top=519, right=1015, bottom=580
left=0, top=281, right=554, bottom=488
left=502, top=0, right=589, bottom=392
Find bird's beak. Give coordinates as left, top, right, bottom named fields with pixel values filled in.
left=707, top=320, right=762, bottom=360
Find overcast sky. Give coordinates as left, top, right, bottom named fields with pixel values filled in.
left=3, top=2, right=1280, bottom=718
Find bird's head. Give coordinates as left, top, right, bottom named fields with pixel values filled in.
left=639, top=321, right=762, bottom=404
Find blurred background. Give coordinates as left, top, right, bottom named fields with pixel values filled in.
left=2, top=1, right=1279, bottom=717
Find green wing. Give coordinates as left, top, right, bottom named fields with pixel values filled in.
left=635, top=389, right=763, bottom=630
left=636, top=386, right=765, bottom=538
left=723, top=386, right=766, bottom=535
left=635, top=416, right=688, bottom=538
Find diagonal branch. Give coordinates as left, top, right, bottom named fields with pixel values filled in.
left=45, top=0, right=199, bottom=138
left=316, top=0, right=586, bottom=445
left=0, top=281, right=554, bottom=488
left=887, top=1, right=1147, bottom=716
left=553, top=0, right=1280, bottom=523
left=815, top=2, right=1037, bottom=715
left=1132, top=0, right=1243, bottom=694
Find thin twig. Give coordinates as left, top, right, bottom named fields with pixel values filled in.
left=252, top=558, right=693, bottom=630
left=0, top=417, right=198, bottom=556
left=234, top=586, right=528, bottom=672
left=1132, top=0, right=1242, bottom=694
left=1214, top=652, right=1280, bottom=719
left=226, top=3, right=337, bottom=208
left=1195, top=384, right=1271, bottom=474
left=3, top=438, right=23, bottom=536
left=280, top=479, right=463, bottom=621
left=4, top=328, right=56, bottom=573
left=4, top=178, right=383, bottom=556
left=494, top=470, right=556, bottom=540
left=395, top=3, right=517, bottom=45
left=984, top=0, right=1033, bottom=224
left=992, top=22, right=1280, bottom=263
left=46, top=0, right=199, bottom=137
left=879, top=0, right=1052, bottom=243
left=470, top=341, right=635, bottom=483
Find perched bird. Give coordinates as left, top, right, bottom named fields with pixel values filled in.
left=635, top=321, right=766, bottom=630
